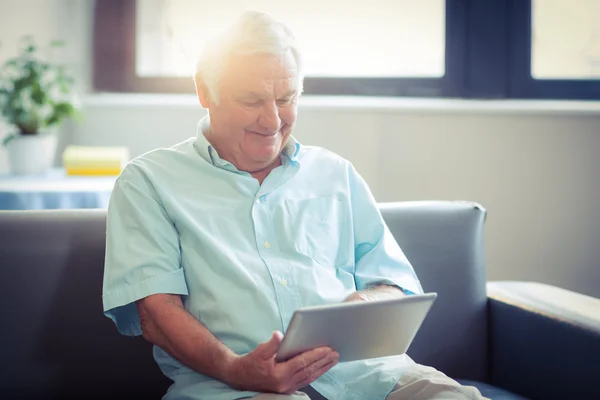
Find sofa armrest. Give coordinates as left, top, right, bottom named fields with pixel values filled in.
left=487, top=281, right=600, bottom=400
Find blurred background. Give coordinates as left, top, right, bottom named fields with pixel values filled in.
left=0, top=0, right=598, bottom=297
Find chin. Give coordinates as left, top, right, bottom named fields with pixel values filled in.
left=257, top=152, right=279, bottom=163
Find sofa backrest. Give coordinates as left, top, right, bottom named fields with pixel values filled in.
left=379, top=202, right=488, bottom=381
left=0, top=201, right=488, bottom=397
left=0, top=209, right=169, bottom=398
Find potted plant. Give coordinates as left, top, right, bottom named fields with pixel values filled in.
left=0, top=37, right=79, bottom=175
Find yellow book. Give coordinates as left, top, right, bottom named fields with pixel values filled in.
left=65, top=167, right=123, bottom=176
left=63, top=146, right=130, bottom=176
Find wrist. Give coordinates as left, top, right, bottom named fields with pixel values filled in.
left=356, top=291, right=373, bottom=301
left=344, top=291, right=370, bottom=302
left=218, top=351, right=242, bottom=388
left=365, top=285, right=405, bottom=300
left=378, top=285, right=405, bottom=296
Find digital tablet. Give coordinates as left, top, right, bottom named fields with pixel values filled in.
left=275, top=292, right=437, bottom=363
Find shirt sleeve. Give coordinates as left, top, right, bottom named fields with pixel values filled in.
left=348, top=164, right=423, bottom=295
left=102, top=169, right=188, bottom=336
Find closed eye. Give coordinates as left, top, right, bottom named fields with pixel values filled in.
left=242, top=100, right=262, bottom=107
left=277, top=97, right=294, bottom=107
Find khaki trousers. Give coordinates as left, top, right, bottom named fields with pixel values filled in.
left=249, top=363, right=490, bottom=400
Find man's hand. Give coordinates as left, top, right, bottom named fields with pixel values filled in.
left=344, top=285, right=406, bottom=302
left=223, top=331, right=339, bottom=394
left=344, top=291, right=375, bottom=302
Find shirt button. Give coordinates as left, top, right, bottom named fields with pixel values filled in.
left=280, top=279, right=288, bottom=287
left=264, top=242, right=271, bottom=249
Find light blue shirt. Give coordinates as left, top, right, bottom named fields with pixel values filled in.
left=102, top=118, right=423, bottom=400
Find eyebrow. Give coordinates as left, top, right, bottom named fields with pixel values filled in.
left=279, top=90, right=298, bottom=99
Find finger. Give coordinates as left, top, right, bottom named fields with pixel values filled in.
left=288, top=376, right=312, bottom=395
left=255, top=331, right=284, bottom=359
left=292, top=352, right=338, bottom=382
left=287, top=347, right=333, bottom=374
left=305, top=351, right=339, bottom=372
left=291, top=357, right=338, bottom=391
left=312, top=357, right=338, bottom=378
left=346, top=295, right=357, bottom=302
left=288, top=368, right=315, bottom=395
left=344, top=292, right=368, bottom=302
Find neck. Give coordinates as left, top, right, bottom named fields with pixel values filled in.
left=250, top=157, right=282, bottom=185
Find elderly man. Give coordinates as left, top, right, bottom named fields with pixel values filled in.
left=102, top=11, right=488, bottom=400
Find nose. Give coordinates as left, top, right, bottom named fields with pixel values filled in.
left=257, top=101, right=281, bottom=134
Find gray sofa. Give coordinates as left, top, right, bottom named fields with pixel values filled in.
left=1, top=201, right=598, bottom=399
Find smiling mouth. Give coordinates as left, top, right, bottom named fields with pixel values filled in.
left=247, top=130, right=278, bottom=137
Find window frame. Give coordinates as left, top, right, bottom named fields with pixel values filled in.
left=93, top=0, right=466, bottom=97
left=93, top=0, right=600, bottom=100
left=94, top=0, right=194, bottom=93
left=507, top=0, right=600, bottom=100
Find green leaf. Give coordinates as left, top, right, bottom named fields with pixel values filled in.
left=45, top=102, right=75, bottom=127
left=31, top=81, right=46, bottom=104
left=0, top=36, right=78, bottom=133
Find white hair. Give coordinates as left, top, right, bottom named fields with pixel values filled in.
left=195, top=11, right=303, bottom=104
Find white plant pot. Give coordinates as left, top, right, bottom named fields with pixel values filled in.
left=6, top=133, right=58, bottom=175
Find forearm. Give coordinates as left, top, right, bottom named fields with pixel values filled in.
left=136, top=294, right=237, bottom=384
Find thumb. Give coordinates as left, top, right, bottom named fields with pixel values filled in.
left=255, top=331, right=283, bottom=359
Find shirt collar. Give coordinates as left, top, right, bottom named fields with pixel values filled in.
left=194, top=116, right=301, bottom=168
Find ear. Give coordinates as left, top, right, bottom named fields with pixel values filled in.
left=194, top=74, right=212, bottom=108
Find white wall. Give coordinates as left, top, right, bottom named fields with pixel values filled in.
left=1, top=0, right=599, bottom=298
left=0, top=0, right=93, bottom=169
left=75, top=96, right=600, bottom=299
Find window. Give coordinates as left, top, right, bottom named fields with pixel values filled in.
left=531, top=0, right=600, bottom=80
left=135, top=0, right=446, bottom=79
left=509, top=0, right=600, bottom=99
left=94, top=0, right=600, bottom=100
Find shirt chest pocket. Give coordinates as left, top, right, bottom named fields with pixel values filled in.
left=284, top=197, right=349, bottom=267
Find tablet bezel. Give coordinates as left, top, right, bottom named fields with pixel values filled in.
left=275, top=292, right=437, bottom=363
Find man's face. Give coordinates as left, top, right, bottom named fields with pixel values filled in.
left=202, top=50, right=299, bottom=173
